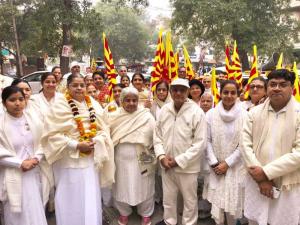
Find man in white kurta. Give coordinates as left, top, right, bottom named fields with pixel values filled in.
left=241, top=69, right=300, bottom=225
left=154, top=78, right=207, bottom=225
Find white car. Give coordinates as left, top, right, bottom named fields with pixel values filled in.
left=22, top=71, right=50, bottom=94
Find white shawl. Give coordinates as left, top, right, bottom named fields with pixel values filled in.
left=0, top=110, right=53, bottom=212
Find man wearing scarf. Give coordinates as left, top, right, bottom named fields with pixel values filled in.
left=241, top=69, right=300, bottom=225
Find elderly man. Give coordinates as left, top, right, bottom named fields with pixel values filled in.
left=241, top=69, right=300, bottom=225
left=154, top=78, right=207, bottom=225
left=117, top=66, right=128, bottom=83
left=178, top=67, right=187, bottom=79
left=202, top=75, right=212, bottom=93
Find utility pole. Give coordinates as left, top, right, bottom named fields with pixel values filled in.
left=10, top=0, right=23, bottom=77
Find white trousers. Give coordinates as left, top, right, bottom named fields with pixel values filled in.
left=162, top=169, right=198, bottom=225
left=114, top=196, right=154, bottom=217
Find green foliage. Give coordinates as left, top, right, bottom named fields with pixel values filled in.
left=171, top=0, right=300, bottom=63
left=0, top=0, right=151, bottom=64
left=95, top=2, right=151, bottom=63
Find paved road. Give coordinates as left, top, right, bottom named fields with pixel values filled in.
left=47, top=205, right=216, bottom=225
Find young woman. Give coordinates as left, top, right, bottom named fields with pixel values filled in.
left=41, top=74, right=114, bottom=225
left=86, top=83, right=99, bottom=100
left=131, top=73, right=152, bottom=108
left=120, top=75, right=130, bottom=88
left=31, top=72, right=63, bottom=121
left=150, top=80, right=171, bottom=120
left=188, top=79, right=205, bottom=106
left=0, top=86, right=52, bottom=225
left=93, top=71, right=110, bottom=107
left=52, top=66, right=67, bottom=93
left=203, top=80, right=245, bottom=225
left=11, top=79, right=32, bottom=102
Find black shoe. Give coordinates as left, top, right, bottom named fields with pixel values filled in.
left=155, top=220, right=167, bottom=225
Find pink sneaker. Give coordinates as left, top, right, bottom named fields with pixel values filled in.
left=118, top=215, right=129, bottom=225
left=141, top=216, right=152, bottom=225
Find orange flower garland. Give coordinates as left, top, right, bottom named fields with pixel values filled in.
left=65, top=92, right=97, bottom=156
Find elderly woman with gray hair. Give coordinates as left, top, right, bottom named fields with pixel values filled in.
left=106, top=87, right=156, bottom=225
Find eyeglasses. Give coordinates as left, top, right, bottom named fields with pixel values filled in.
left=268, top=82, right=291, bottom=89
left=120, top=70, right=126, bottom=72
left=250, top=85, right=264, bottom=90
left=179, top=70, right=186, bottom=73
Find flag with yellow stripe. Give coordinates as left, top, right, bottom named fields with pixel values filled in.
left=276, top=53, right=283, bottom=69
left=164, top=31, right=177, bottom=82
left=211, top=67, right=220, bottom=106
left=103, top=32, right=117, bottom=102
left=183, top=45, right=195, bottom=80
left=150, top=29, right=165, bottom=91
left=225, top=42, right=234, bottom=80
left=293, top=62, right=300, bottom=102
left=231, top=40, right=242, bottom=85
left=244, top=45, right=259, bottom=99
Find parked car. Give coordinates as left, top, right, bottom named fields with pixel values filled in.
left=22, top=71, right=49, bottom=94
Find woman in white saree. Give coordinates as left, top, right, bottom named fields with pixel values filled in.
left=106, top=87, right=156, bottom=225
left=0, top=86, right=52, bottom=225
left=41, top=74, right=115, bottom=225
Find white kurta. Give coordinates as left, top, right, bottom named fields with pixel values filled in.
left=48, top=100, right=102, bottom=225
left=244, top=106, right=300, bottom=225
left=1, top=114, right=47, bottom=225
left=113, top=143, right=155, bottom=206
left=203, top=102, right=244, bottom=224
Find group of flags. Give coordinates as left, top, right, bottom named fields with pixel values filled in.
left=150, top=29, right=195, bottom=91
left=97, top=31, right=300, bottom=104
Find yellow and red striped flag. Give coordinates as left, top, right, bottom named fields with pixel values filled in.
left=225, top=42, right=234, bottom=80
left=91, top=58, right=97, bottom=72
left=174, top=51, right=179, bottom=79
left=211, top=67, right=220, bottom=106
left=183, top=45, right=195, bottom=80
left=164, top=31, right=177, bottom=83
left=150, top=29, right=165, bottom=91
left=103, top=32, right=117, bottom=102
left=231, top=40, right=242, bottom=85
left=293, top=62, right=300, bottom=102
left=244, top=45, right=259, bottom=99
left=276, top=53, right=283, bottom=69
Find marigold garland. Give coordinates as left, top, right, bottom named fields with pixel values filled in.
left=65, top=92, right=97, bottom=157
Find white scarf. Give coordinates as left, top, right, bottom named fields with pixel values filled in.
left=211, top=101, right=243, bottom=161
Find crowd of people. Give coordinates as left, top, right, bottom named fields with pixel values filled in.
left=0, top=62, right=299, bottom=225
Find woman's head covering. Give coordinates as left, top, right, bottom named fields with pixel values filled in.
left=120, top=87, right=139, bottom=103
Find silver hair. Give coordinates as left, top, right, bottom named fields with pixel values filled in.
left=120, top=87, right=139, bottom=103
left=200, top=92, right=213, bottom=100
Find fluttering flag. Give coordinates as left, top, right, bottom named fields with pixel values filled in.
left=211, top=67, right=220, bottom=106
left=91, top=58, right=97, bottom=72
left=150, top=29, right=165, bottom=91
left=174, top=51, right=179, bottom=79
left=164, top=31, right=177, bottom=83
left=183, top=45, right=195, bottom=80
left=293, top=62, right=300, bottom=102
left=231, top=40, right=243, bottom=86
left=244, top=45, right=259, bottom=99
left=103, top=32, right=117, bottom=102
left=276, top=53, right=283, bottom=69
left=225, top=42, right=234, bottom=80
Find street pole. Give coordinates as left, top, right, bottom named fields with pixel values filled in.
left=10, top=0, right=23, bottom=77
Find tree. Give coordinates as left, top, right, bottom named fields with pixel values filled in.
left=171, top=0, right=300, bottom=70
left=94, top=2, right=151, bottom=64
